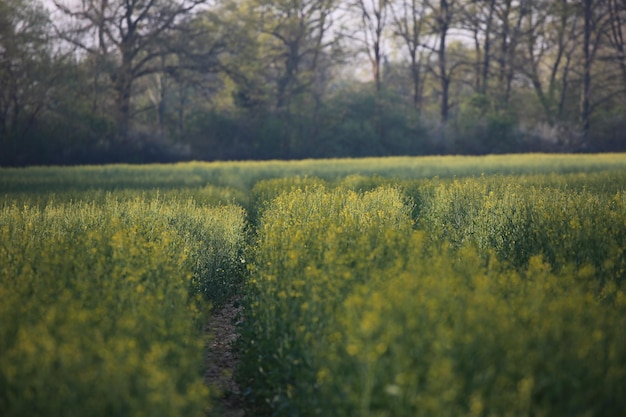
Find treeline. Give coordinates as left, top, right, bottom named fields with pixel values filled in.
left=1, top=0, right=626, bottom=166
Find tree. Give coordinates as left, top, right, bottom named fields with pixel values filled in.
left=216, top=0, right=339, bottom=156
left=491, top=0, right=529, bottom=107
left=390, top=0, right=429, bottom=110
left=349, top=0, right=389, bottom=93
left=424, top=0, right=459, bottom=123
left=221, top=0, right=337, bottom=110
left=54, top=0, right=207, bottom=142
left=580, top=0, right=593, bottom=138
left=565, top=0, right=625, bottom=147
left=516, top=0, right=578, bottom=125
left=576, top=0, right=612, bottom=144
left=0, top=0, right=57, bottom=163
left=605, top=0, right=626, bottom=91
left=459, top=0, right=497, bottom=94
left=137, top=9, right=226, bottom=141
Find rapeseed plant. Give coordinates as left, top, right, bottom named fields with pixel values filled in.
left=0, top=194, right=246, bottom=417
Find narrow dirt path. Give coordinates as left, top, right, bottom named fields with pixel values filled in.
left=205, top=299, right=244, bottom=417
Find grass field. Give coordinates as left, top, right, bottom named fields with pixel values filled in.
left=1, top=154, right=625, bottom=416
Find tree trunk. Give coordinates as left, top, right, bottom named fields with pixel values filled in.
left=481, top=0, right=496, bottom=94
left=113, top=44, right=134, bottom=142
left=608, top=0, right=626, bottom=94
left=373, top=48, right=382, bottom=93
left=504, top=1, right=526, bottom=105
left=497, top=1, right=511, bottom=100
left=558, top=52, right=573, bottom=120
left=391, top=0, right=425, bottom=110
left=581, top=0, right=592, bottom=141
left=178, top=83, right=186, bottom=142
left=410, top=50, right=423, bottom=111
left=114, top=77, right=132, bottom=142
left=438, top=0, right=450, bottom=123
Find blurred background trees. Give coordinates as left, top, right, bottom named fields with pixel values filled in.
left=1, top=0, right=625, bottom=165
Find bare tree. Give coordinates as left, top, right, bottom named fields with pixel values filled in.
left=605, top=0, right=626, bottom=88
left=53, top=0, right=206, bottom=142
left=0, top=0, right=56, bottom=150
left=390, top=0, right=429, bottom=110
left=259, top=0, right=337, bottom=109
left=580, top=0, right=593, bottom=138
left=576, top=0, right=611, bottom=141
left=519, top=0, right=578, bottom=123
left=460, top=0, right=497, bottom=94
left=423, top=0, right=458, bottom=123
left=491, top=0, right=530, bottom=107
left=349, top=0, right=389, bottom=92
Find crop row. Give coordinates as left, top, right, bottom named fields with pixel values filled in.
left=2, top=154, right=625, bottom=194
left=240, top=177, right=626, bottom=416
left=0, top=195, right=246, bottom=416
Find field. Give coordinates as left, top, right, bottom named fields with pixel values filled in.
left=1, top=153, right=625, bottom=417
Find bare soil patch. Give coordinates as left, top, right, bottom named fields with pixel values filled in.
left=205, top=299, right=244, bottom=417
